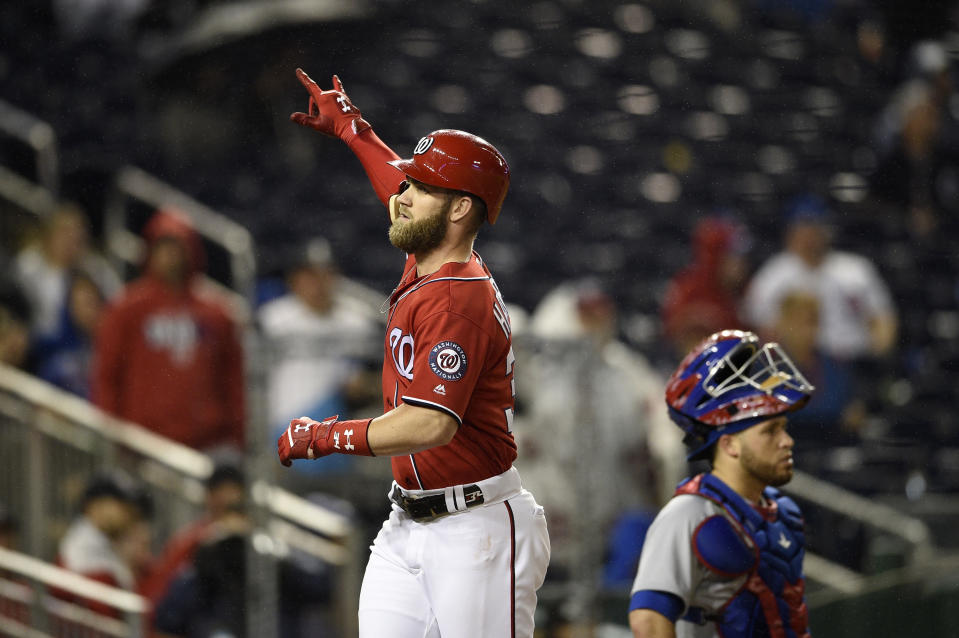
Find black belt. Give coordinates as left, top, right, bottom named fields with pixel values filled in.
left=390, top=483, right=485, bottom=521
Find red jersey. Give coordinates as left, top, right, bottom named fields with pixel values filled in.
left=383, top=252, right=517, bottom=489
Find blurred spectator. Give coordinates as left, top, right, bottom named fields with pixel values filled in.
left=660, top=216, right=752, bottom=358
left=0, top=305, right=29, bottom=369
left=57, top=470, right=144, bottom=591
left=154, top=488, right=332, bottom=638
left=32, top=271, right=106, bottom=397
left=258, top=237, right=379, bottom=422
left=91, top=208, right=246, bottom=453
left=257, top=237, right=380, bottom=475
left=12, top=202, right=120, bottom=342
left=0, top=277, right=31, bottom=369
left=114, top=489, right=157, bottom=597
left=0, top=504, right=18, bottom=550
left=140, top=463, right=247, bottom=607
left=768, top=290, right=866, bottom=449
left=517, top=280, right=683, bottom=617
left=743, top=194, right=898, bottom=361
left=871, top=40, right=959, bottom=239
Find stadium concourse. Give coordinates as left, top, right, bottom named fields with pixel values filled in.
left=1, top=0, right=959, bottom=636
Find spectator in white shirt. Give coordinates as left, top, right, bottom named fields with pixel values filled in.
left=743, top=194, right=898, bottom=361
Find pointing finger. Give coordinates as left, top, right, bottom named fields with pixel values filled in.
left=332, top=74, right=345, bottom=93
left=295, top=67, right=319, bottom=91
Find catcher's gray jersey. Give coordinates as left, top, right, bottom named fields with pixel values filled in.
left=630, top=494, right=747, bottom=638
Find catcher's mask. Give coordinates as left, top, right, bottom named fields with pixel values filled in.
left=665, top=329, right=814, bottom=461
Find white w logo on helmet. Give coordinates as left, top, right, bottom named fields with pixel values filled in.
left=413, top=136, right=434, bottom=155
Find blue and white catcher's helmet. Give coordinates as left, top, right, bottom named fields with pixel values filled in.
left=665, top=330, right=814, bottom=460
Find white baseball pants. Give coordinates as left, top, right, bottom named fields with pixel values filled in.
left=358, top=467, right=550, bottom=637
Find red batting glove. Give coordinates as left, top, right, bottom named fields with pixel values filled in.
left=277, top=415, right=374, bottom=467
left=289, top=69, right=371, bottom=143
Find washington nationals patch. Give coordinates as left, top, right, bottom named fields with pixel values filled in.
left=429, top=341, right=468, bottom=381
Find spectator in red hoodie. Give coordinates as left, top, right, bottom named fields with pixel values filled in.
left=660, top=216, right=752, bottom=358
left=91, top=208, right=245, bottom=453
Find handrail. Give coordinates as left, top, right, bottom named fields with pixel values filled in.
left=0, top=165, right=56, bottom=219
left=0, top=362, right=355, bottom=541
left=0, top=99, right=59, bottom=195
left=0, top=548, right=148, bottom=615
left=152, top=0, right=372, bottom=61
left=785, top=470, right=934, bottom=563
left=104, top=165, right=257, bottom=303
left=0, top=363, right=212, bottom=479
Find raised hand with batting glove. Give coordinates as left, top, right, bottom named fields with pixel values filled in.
left=289, top=69, right=371, bottom=143
left=277, top=415, right=373, bottom=466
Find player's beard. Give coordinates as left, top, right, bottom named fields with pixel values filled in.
left=739, top=440, right=793, bottom=488
left=389, top=208, right=449, bottom=254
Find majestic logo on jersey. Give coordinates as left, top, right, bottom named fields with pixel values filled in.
left=389, top=328, right=415, bottom=381
left=429, top=341, right=468, bottom=381
left=413, top=135, right=434, bottom=155
left=433, top=384, right=447, bottom=395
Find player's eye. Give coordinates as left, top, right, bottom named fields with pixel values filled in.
left=399, top=181, right=411, bottom=194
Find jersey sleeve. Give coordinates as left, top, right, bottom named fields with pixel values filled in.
left=346, top=128, right=404, bottom=207
left=629, top=495, right=714, bottom=618
left=402, top=310, right=492, bottom=424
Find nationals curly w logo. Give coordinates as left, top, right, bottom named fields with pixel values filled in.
left=413, top=135, right=434, bottom=155
left=429, top=341, right=468, bottom=381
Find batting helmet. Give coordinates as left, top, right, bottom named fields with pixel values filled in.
left=389, top=129, right=510, bottom=224
left=665, top=330, right=814, bottom=460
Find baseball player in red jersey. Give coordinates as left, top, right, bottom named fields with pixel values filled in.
left=277, top=69, right=550, bottom=637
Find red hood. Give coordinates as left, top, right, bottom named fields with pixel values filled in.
left=691, top=217, right=746, bottom=273
left=142, top=208, right=205, bottom=277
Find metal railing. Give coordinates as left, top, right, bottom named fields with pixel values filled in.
left=0, top=547, right=149, bottom=638
left=103, top=165, right=257, bottom=305
left=0, top=99, right=59, bottom=196
left=0, top=362, right=362, bottom=637
left=782, top=469, right=936, bottom=598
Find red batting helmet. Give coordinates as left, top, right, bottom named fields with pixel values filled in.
left=389, top=129, right=510, bottom=224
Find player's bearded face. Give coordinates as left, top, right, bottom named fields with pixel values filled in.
left=389, top=198, right=450, bottom=253
left=737, top=418, right=794, bottom=487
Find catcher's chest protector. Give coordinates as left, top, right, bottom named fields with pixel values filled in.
left=677, top=474, right=811, bottom=638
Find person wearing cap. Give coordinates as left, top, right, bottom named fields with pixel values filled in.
left=139, top=463, right=249, bottom=606
left=57, top=471, right=146, bottom=592
left=742, top=194, right=897, bottom=361
left=257, top=237, right=380, bottom=482
left=91, top=208, right=245, bottom=453
left=277, top=70, right=550, bottom=637
left=629, top=330, right=814, bottom=638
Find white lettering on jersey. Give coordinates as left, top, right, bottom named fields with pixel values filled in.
left=144, top=313, right=198, bottom=365
left=489, top=278, right=511, bottom=339
left=388, top=327, right=415, bottom=380
left=333, top=431, right=340, bottom=449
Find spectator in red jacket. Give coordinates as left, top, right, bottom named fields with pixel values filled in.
left=91, top=208, right=245, bottom=452
left=660, top=216, right=752, bottom=358
left=139, top=463, right=247, bottom=606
